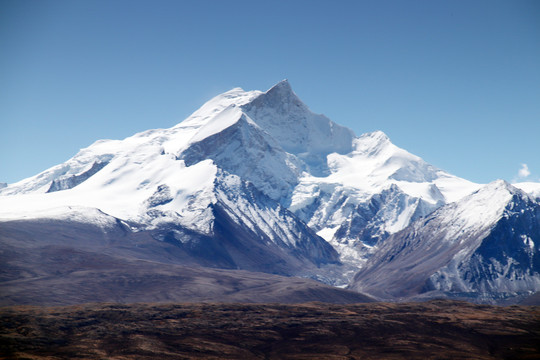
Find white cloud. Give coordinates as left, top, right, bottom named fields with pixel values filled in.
left=518, top=163, right=531, bottom=178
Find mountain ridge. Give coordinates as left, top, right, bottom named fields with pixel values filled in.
left=349, top=180, right=540, bottom=303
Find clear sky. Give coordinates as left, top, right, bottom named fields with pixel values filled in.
left=1, top=0, right=539, bottom=185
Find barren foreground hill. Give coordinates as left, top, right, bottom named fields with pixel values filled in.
left=1, top=300, right=539, bottom=359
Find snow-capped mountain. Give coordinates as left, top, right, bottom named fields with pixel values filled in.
left=0, top=81, right=478, bottom=270
left=350, top=180, right=540, bottom=303
left=1, top=80, right=539, bottom=302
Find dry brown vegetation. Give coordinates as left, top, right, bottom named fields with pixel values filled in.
left=1, top=300, right=539, bottom=359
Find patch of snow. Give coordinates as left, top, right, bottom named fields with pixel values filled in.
left=0, top=205, right=119, bottom=230
left=521, top=234, right=535, bottom=251
left=317, top=226, right=339, bottom=242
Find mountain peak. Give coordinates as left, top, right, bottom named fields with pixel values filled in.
left=363, top=130, right=391, bottom=145
left=241, top=81, right=355, bottom=158
left=428, top=179, right=531, bottom=236
left=353, top=130, right=392, bottom=158
left=246, top=79, right=304, bottom=114
left=177, top=87, right=261, bottom=129
left=268, top=79, right=292, bottom=92
left=487, top=179, right=511, bottom=189
left=476, top=179, right=529, bottom=200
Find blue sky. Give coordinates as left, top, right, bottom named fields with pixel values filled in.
left=1, top=0, right=539, bottom=185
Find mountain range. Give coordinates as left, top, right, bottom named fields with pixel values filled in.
left=1, top=80, right=539, bottom=305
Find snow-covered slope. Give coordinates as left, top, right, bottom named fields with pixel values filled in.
left=350, top=180, right=540, bottom=303
left=288, top=129, right=480, bottom=266
left=514, top=182, right=540, bottom=201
